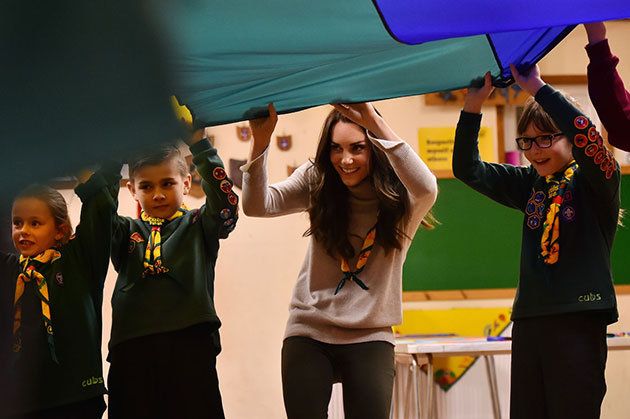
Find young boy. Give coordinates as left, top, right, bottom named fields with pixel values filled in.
left=453, top=66, right=620, bottom=418
left=107, top=132, right=238, bottom=419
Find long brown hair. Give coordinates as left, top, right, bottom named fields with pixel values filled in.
left=305, top=108, right=423, bottom=259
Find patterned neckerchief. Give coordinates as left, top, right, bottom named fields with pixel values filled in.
left=140, top=208, right=186, bottom=277
left=540, top=160, right=578, bottom=265
left=13, top=249, right=61, bottom=363
left=335, top=225, right=377, bottom=295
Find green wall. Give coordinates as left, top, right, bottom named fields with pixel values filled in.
left=403, top=176, right=630, bottom=290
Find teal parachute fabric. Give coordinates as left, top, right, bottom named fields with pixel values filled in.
left=2, top=2, right=180, bottom=199
left=154, top=0, right=630, bottom=126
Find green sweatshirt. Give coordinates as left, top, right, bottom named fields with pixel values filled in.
left=0, top=163, right=121, bottom=416
left=109, top=139, right=238, bottom=353
left=453, top=85, right=620, bottom=323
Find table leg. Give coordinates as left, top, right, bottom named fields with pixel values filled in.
left=409, top=355, right=420, bottom=419
left=425, top=353, right=434, bottom=419
left=483, top=355, right=501, bottom=419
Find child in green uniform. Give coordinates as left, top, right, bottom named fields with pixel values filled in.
left=0, top=164, right=121, bottom=418
left=106, top=132, right=238, bottom=419
left=453, top=66, right=620, bottom=418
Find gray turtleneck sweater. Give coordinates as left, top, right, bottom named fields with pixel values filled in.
left=241, top=136, right=437, bottom=345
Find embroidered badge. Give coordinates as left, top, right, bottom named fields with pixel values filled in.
left=561, top=205, right=576, bottom=222
left=574, top=134, right=588, bottom=148
left=527, top=215, right=541, bottom=230
left=55, top=272, right=64, bottom=286
left=563, top=191, right=573, bottom=202
left=585, top=143, right=598, bottom=157
left=594, top=150, right=606, bottom=165
left=220, top=180, right=232, bottom=193
left=525, top=189, right=545, bottom=230
left=227, top=193, right=238, bottom=206
left=213, top=167, right=227, bottom=180
left=588, top=127, right=599, bottom=142
left=128, top=232, right=144, bottom=253
left=130, top=232, right=144, bottom=242
left=219, top=208, right=232, bottom=220
left=597, top=136, right=604, bottom=147
left=526, top=202, right=536, bottom=215
left=574, top=115, right=589, bottom=130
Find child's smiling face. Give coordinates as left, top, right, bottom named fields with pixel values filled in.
left=12, top=197, right=64, bottom=257
left=522, top=124, right=573, bottom=177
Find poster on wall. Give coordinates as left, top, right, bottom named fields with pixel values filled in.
left=418, top=127, right=496, bottom=172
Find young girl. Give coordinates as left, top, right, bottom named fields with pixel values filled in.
left=453, top=66, right=620, bottom=418
left=0, top=163, right=121, bottom=419
left=242, top=102, right=438, bottom=419
left=584, top=21, right=630, bottom=151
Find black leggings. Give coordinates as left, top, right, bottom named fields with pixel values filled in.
left=281, top=336, right=395, bottom=419
left=510, top=311, right=608, bottom=419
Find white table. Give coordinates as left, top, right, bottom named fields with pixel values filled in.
left=394, top=335, right=630, bottom=419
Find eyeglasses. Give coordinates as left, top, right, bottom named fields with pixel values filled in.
left=515, top=133, right=564, bottom=151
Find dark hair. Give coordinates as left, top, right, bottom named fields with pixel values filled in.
left=15, top=184, right=73, bottom=244
left=517, top=93, right=582, bottom=135
left=128, top=143, right=188, bottom=179
left=305, top=108, right=418, bottom=259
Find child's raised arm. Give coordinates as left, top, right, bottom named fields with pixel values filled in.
left=184, top=131, right=239, bottom=239
left=584, top=22, right=630, bottom=152
left=71, top=161, right=122, bottom=289
left=452, top=72, right=535, bottom=210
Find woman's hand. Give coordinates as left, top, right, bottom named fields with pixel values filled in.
left=332, top=102, right=401, bottom=141
left=332, top=103, right=379, bottom=130
left=248, top=103, right=278, bottom=160
left=463, top=72, right=494, bottom=114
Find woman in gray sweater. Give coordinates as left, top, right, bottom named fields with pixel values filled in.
left=242, top=102, right=438, bottom=419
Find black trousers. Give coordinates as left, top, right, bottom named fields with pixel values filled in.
left=282, top=336, right=395, bottom=419
left=107, top=323, right=224, bottom=419
left=510, top=311, right=608, bottom=419
left=4, top=396, right=106, bottom=419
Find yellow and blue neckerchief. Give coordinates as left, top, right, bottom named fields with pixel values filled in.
left=13, top=249, right=61, bottom=363
left=140, top=209, right=186, bottom=277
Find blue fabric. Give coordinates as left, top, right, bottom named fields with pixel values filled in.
left=489, top=26, right=575, bottom=82
left=155, top=0, right=630, bottom=126
left=372, top=0, right=630, bottom=44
